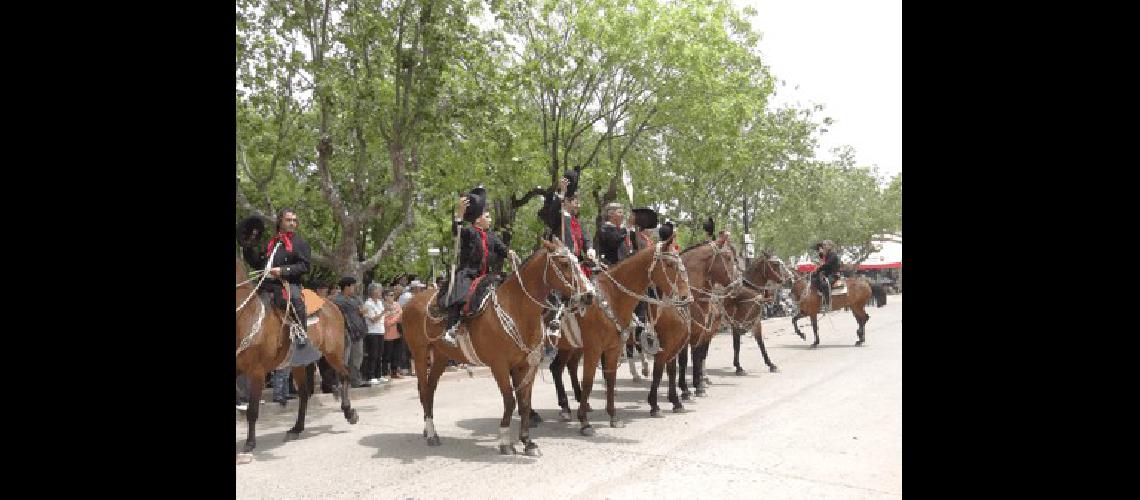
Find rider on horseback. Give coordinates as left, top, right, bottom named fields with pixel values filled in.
left=813, top=240, right=841, bottom=312
left=440, top=186, right=517, bottom=347
left=241, top=208, right=312, bottom=346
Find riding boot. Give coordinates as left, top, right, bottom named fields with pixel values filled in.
left=442, top=305, right=461, bottom=347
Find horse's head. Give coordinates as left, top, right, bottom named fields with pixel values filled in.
left=706, top=240, right=742, bottom=291
left=540, top=238, right=595, bottom=308
left=744, top=251, right=789, bottom=290
left=648, top=233, right=691, bottom=305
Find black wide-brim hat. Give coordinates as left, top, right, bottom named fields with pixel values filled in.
left=658, top=219, right=675, bottom=241
left=563, top=168, right=581, bottom=199
left=702, top=217, right=715, bottom=238
left=463, top=186, right=488, bottom=223
left=237, top=216, right=266, bottom=246
left=632, top=208, right=658, bottom=229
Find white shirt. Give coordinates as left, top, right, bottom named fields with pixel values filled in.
left=364, top=298, right=385, bottom=335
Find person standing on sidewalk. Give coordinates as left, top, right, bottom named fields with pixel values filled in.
left=381, top=289, right=404, bottom=379
left=332, top=277, right=369, bottom=388
left=363, top=283, right=388, bottom=384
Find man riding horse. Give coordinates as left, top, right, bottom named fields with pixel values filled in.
left=440, top=186, right=517, bottom=347
left=598, top=205, right=666, bottom=351
left=813, top=239, right=841, bottom=312
left=240, top=208, right=313, bottom=347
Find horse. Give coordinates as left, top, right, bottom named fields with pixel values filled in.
left=723, top=253, right=791, bottom=375
left=400, top=238, right=594, bottom=456
left=645, top=239, right=742, bottom=415
left=546, top=236, right=691, bottom=435
left=788, top=268, right=873, bottom=347
left=236, top=257, right=358, bottom=455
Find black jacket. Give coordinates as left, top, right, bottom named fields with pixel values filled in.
left=454, top=220, right=510, bottom=275
left=332, top=294, right=368, bottom=341
left=242, top=232, right=312, bottom=287
left=817, top=251, right=840, bottom=277
left=597, top=222, right=635, bottom=265
left=539, top=193, right=591, bottom=257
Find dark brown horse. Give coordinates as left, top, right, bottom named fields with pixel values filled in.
left=401, top=239, right=594, bottom=456
left=236, top=257, right=358, bottom=456
left=645, top=240, right=741, bottom=415
left=546, top=236, right=691, bottom=434
left=724, top=253, right=790, bottom=375
left=788, top=269, right=873, bottom=347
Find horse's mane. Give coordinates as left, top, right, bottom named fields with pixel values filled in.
left=680, top=240, right=712, bottom=255
left=501, top=247, right=548, bottom=286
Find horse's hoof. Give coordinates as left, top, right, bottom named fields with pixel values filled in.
left=650, top=408, right=662, bottom=418
left=796, top=332, right=805, bottom=340
left=499, top=445, right=517, bottom=455
left=735, top=368, right=746, bottom=376
left=559, top=410, right=573, bottom=422
left=703, top=377, right=712, bottom=385
left=285, top=430, right=301, bottom=441
left=611, top=419, right=626, bottom=428
left=426, top=435, right=441, bottom=446
left=810, top=343, right=819, bottom=349
left=236, top=453, right=254, bottom=465
left=346, top=409, right=359, bottom=424
left=681, top=392, right=692, bottom=401
left=695, top=388, right=707, bottom=397
left=241, top=442, right=256, bottom=454
left=672, top=406, right=687, bottom=414
left=524, top=442, right=542, bottom=457
left=855, top=340, right=865, bottom=346
left=580, top=425, right=596, bottom=436
left=769, top=365, right=779, bottom=373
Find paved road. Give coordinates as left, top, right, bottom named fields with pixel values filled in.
left=237, top=296, right=902, bottom=499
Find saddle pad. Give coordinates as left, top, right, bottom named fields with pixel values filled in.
left=302, top=288, right=325, bottom=316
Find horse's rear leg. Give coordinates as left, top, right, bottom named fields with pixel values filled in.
left=241, top=371, right=265, bottom=453
left=550, top=350, right=573, bottom=421
left=853, top=306, right=869, bottom=345
left=326, top=351, right=358, bottom=424
left=492, top=365, right=518, bottom=455
left=732, top=328, right=745, bottom=375
left=792, top=313, right=805, bottom=340
left=420, top=348, right=448, bottom=446
left=678, top=344, right=691, bottom=401
left=286, top=364, right=314, bottom=438
left=810, top=315, right=820, bottom=348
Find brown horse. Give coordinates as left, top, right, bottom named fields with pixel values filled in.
left=646, top=240, right=742, bottom=415
left=546, top=236, right=691, bottom=435
left=401, top=239, right=594, bottom=456
left=236, top=257, right=358, bottom=455
left=724, top=253, right=791, bottom=375
left=788, top=269, right=873, bottom=347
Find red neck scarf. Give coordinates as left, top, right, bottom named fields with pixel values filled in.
left=569, top=217, right=585, bottom=257
left=267, top=231, right=294, bottom=255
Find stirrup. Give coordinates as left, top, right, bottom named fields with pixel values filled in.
left=289, top=322, right=309, bottom=346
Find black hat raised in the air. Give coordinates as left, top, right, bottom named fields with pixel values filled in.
left=463, top=186, right=488, bottom=223
left=632, top=208, right=658, bottom=229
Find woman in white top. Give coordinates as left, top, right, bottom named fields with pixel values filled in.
left=363, top=283, right=388, bottom=384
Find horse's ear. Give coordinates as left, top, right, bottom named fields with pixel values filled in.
left=542, top=238, right=557, bottom=251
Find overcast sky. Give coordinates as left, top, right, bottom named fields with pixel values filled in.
left=733, top=0, right=901, bottom=182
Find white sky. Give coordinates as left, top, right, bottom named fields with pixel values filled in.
left=734, top=0, right=901, bottom=182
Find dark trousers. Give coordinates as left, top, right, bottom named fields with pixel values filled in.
left=362, top=335, right=384, bottom=380
left=382, top=338, right=404, bottom=375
